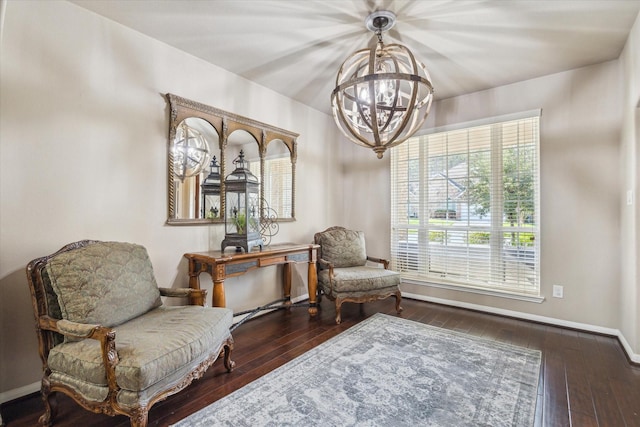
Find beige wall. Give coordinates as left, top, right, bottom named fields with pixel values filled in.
left=1, top=0, right=639, bottom=403
left=620, top=11, right=640, bottom=355
left=0, top=0, right=343, bottom=398
left=341, top=61, right=628, bottom=337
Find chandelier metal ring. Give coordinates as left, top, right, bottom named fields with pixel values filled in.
left=331, top=10, right=434, bottom=159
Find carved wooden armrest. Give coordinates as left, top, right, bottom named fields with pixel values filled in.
left=317, top=258, right=336, bottom=293
left=367, top=256, right=390, bottom=269
left=159, top=287, right=208, bottom=306
left=55, top=319, right=102, bottom=338
left=317, top=258, right=334, bottom=273
left=38, top=316, right=119, bottom=390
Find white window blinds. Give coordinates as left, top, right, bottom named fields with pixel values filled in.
left=249, top=156, right=292, bottom=218
left=390, top=113, right=540, bottom=295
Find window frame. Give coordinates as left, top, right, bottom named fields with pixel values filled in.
left=390, top=110, right=541, bottom=298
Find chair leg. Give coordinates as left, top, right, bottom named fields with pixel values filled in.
left=223, top=342, right=235, bottom=372
left=335, top=299, right=343, bottom=324
left=39, top=380, right=57, bottom=427
left=395, top=290, right=403, bottom=313
left=129, top=408, right=148, bottom=427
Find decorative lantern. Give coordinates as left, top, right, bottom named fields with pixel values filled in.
left=201, top=156, right=221, bottom=219
left=221, top=150, right=263, bottom=252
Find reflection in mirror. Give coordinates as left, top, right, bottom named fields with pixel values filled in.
left=262, top=139, right=294, bottom=219
left=171, top=118, right=220, bottom=222
left=228, top=129, right=260, bottom=178
left=201, top=156, right=221, bottom=219
left=166, top=93, right=298, bottom=226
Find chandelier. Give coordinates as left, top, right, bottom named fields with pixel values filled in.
left=331, top=11, right=434, bottom=159
left=173, top=121, right=211, bottom=180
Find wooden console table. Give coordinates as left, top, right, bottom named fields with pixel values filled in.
left=184, top=243, right=320, bottom=316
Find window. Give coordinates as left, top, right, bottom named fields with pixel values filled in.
left=249, top=155, right=292, bottom=218
left=390, top=112, right=540, bottom=296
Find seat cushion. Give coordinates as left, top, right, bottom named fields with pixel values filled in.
left=45, top=241, right=161, bottom=328
left=318, top=266, right=400, bottom=293
left=47, top=306, right=233, bottom=392
left=316, top=228, right=367, bottom=268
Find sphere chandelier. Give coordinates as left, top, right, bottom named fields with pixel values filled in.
left=173, top=122, right=211, bottom=181
left=331, top=11, right=434, bottom=159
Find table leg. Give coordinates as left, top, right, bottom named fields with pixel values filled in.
left=212, top=264, right=226, bottom=307
left=283, top=262, right=292, bottom=308
left=188, top=259, right=201, bottom=305
left=308, top=260, right=318, bottom=316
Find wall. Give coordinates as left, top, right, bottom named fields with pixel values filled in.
left=0, top=1, right=343, bottom=398
left=620, top=11, right=640, bottom=355
left=341, top=60, right=627, bottom=341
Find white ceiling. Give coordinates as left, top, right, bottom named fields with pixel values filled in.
left=70, top=0, right=640, bottom=115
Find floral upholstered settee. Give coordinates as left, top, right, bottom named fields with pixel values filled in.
left=314, top=226, right=402, bottom=324
left=26, top=240, right=235, bottom=427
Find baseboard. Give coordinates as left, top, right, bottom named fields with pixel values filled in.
left=231, top=294, right=310, bottom=325
left=403, top=291, right=640, bottom=364
left=0, top=381, right=39, bottom=405
left=1, top=295, right=312, bottom=407
left=4, top=292, right=637, bottom=406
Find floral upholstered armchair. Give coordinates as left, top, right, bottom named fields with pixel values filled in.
left=26, top=240, right=235, bottom=427
left=314, top=226, right=402, bottom=324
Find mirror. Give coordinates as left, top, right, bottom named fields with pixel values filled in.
left=262, top=139, right=295, bottom=220
left=166, top=93, right=298, bottom=225
left=172, top=118, right=221, bottom=221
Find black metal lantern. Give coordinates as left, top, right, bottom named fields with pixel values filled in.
left=201, top=156, right=221, bottom=219
left=221, top=150, right=263, bottom=252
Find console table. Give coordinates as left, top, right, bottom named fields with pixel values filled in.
left=184, top=243, right=320, bottom=316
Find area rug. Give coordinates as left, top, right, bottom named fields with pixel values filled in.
left=173, top=313, right=541, bottom=427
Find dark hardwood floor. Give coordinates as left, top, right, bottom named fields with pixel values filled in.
left=2, top=297, right=639, bottom=426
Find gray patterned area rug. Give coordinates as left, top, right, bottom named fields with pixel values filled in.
left=173, top=313, right=541, bottom=427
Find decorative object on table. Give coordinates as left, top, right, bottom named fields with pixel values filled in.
left=201, top=156, right=221, bottom=219
left=221, top=150, right=263, bottom=252
left=258, top=196, right=279, bottom=246
left=172, top=121, right=211, bottom=180
left=314, top=226, right=402, bottom=324
left=26, top=240, right=235, bottom=427
left=331, top=10, right=434, bottom=159
left=172, top=313, right=541, bottom=427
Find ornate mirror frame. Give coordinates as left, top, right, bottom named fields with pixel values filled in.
left=166, top=93, right=298, bottom=225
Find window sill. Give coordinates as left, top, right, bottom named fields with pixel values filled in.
left=402, top=278, right=545, bottom=303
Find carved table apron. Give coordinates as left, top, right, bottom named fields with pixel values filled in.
left=184, top=243, right=320, bottom=316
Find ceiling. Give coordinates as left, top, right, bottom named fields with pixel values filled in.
left=70, top=0, right=640, bottom=115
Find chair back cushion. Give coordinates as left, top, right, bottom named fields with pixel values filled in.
left=315, top=227, right=367, bottom=268
left=45, top=241, right=161, bottom=328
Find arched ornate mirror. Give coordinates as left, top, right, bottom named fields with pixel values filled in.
left=262, top=138, right=296, bottom=221
left=166, top=93, right=298, bottom=225
left=172, top=118, right=221, bottom=221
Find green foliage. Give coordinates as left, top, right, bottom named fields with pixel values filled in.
left=429, top=231, right=445, bottom=243
left=234, top=213, right=246, bottom=233
left=468, top=232, right=490, bottom=244
left=467, top=145, right=535, bottom=245
left=508, top=232, right=535, bottom=247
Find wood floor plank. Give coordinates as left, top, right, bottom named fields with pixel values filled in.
left=542, top=352, right=571, bottom=427
left=2, top=298, right=638, bottom=427
left=590, top=379, right=626, bottom=426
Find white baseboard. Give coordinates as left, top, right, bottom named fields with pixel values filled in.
left=1, top=295, right=313, bottom=407
left=0, top=381, right=40, bottom=405
left=403, top=291, right=640, bottom=363
left=4, top=292, right=637, bottom=407
left=231, top=294, right=310, bottom=325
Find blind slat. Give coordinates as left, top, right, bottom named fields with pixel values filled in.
left=390, top=115, right=540, bottom=296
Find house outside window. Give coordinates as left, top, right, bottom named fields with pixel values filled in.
left=390, top=111, right=540, bottom=296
